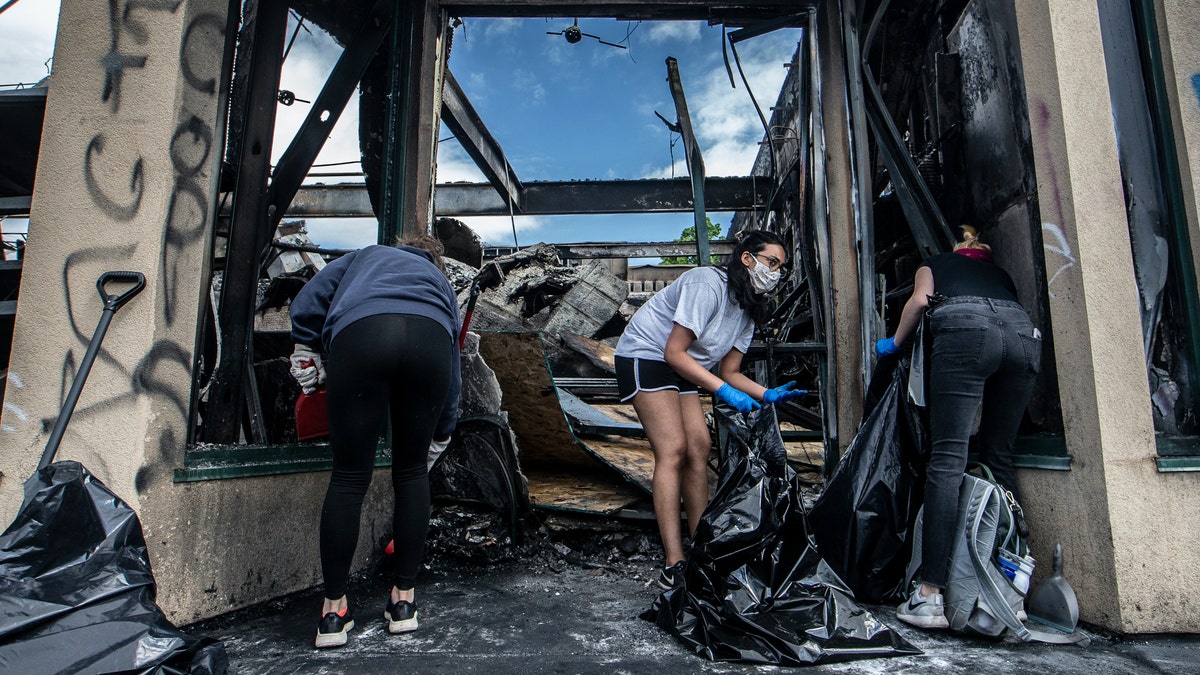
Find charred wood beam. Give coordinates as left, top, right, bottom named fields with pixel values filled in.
left=440, top=0, right=814, bottom=24
left=279, top=177, right=768, bottom=217
left=441, top=69, right=524, bottom=212
left=267, top=0, right=392, bottom=231
left=205, top=0, right=289, bottom=444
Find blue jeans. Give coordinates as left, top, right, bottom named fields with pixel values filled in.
left=919, top=297, right=1041, bottom=588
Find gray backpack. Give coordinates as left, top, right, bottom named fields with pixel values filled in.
left=906, top=467, right=1034, bottom=640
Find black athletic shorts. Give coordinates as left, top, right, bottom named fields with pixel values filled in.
left=615, top=356, right=700, bottom=402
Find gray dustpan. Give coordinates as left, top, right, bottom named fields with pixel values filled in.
left=1027, top=543, right=1081, bottom=633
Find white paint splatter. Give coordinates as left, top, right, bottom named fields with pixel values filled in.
left=1042, top=222, right=1076, bottom=298
left=3, top=402, right=29, bottom=422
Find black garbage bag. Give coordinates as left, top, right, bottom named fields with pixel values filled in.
left=0, top=461, right=227, bottom=675
left=809, top=357, right=929, bottom=604
left=644, top=404, right=920, bottom=666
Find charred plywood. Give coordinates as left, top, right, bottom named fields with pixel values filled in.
left=477, top=331, right=599, bottom=470
left=524, top=469, right=640, bottom=515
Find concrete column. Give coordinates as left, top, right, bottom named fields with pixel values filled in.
left=0, top=0, right=401, bottom=624
left=1, top=0, right=230, bottom=515
left=817, top=1, right=864, bottom=450
left=1013, top=1, right=1200, bottom=632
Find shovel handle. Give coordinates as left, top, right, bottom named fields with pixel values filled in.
left=97, top=271, right=146, bottom=313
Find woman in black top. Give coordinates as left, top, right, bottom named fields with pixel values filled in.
left=876, top=226, right=1042, bottom=630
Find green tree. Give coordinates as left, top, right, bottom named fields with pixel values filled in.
left=661, top=217, right=723, bottom=265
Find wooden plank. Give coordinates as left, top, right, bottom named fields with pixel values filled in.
left=525, top=468, right=640, bottom=515
left=560, top=332, right=616, bottom=373
left=577, top=436, right=656, bottom=495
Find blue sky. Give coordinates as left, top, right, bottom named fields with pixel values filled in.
left=1, top=5, right=801, bottom=252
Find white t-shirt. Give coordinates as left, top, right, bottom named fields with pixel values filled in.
left=615, top=266, right=755, bottom=370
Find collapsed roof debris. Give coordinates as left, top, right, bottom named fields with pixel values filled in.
left=463, top=243, right=628, bottom=378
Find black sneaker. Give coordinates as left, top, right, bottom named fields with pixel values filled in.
left=656, top=561, right=686, bottom=590
left=314, top=607, right=355, bottom=649
left=384, top=598, right=419, bottom=634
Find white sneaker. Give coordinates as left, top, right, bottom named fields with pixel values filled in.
left=897, top=585, right=950, bottom=629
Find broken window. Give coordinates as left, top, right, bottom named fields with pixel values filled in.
left=1098, top=0, right=1200, bottom=452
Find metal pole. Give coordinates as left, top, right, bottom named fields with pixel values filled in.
left=666, top=57, right=710, bottom=266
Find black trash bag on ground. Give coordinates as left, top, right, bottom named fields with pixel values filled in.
left=0, top=461, right=227, bottom=675
left=644, top=404, right=920, bottom=666
left=809, top=357, right=929, bottom=604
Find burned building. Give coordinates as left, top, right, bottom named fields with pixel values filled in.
left=0, top=0, right=1199, bottom=636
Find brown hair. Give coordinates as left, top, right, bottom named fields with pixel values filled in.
left=953, top=225, right=991, bottom=253
left=396, top=234, right=447, bottom=275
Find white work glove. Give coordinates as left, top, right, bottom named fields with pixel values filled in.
left=289, top=345, right=325, bottom=394
left=427, top=436, right=451, bottom=471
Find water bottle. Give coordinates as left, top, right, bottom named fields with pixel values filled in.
left=996, top=554, right=1018, bottom=581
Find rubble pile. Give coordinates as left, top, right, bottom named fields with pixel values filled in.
left=463, top=244, right=628, bottom=378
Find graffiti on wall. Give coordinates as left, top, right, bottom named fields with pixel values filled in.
left=3, top=0, right=225, bottom=496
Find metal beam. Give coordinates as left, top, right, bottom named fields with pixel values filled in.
left=441, top=68, right=523, bottom=211
left=551, top=241, right=734, bottom=259
left=665, top=57, right=709, bottom=265
left=266, top=0, right=392, bottom=230
left=280, top=177, right=768, bottom=217
left=204, top=0, right=289, bottom=444
left=439, top=1, right=814, bottom=23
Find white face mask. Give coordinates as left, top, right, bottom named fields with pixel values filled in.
left=748, top=258, right=781, bottom=293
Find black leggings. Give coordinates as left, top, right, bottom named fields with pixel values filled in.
left=320, top=314, right=452, bottom=599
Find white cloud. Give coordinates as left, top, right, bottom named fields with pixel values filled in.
left=272, top=20, right=365, bottom=172
left=300, top=218, right=378, bottom=250
left=640, top=29, right=801, bottom=179
left=457, top=215, right=544, bottom=246
left=0, top=1, right=60, bottom=86
left=483, top=18, right=523, bottom=40
left=643, top=22, right=703, bottom=45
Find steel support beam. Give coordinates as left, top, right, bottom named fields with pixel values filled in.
left=665, top=57, right=710, bottom=265
left=266, top=0, right=392, bottom=230
left=441, top=68, right=523, bottom=212
left=378, top=1, right=417, bottom=243
left=279, top=176, right=768, bottom=217
left=817, top=0, right=862, bottom=458
left=204, top=0, right=288, bottom=444
left=439, top=1, right=814, bottom=23
left=550, top=241, right=734, bottom=259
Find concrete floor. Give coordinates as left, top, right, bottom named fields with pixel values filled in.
left=186, top=513, right=1200, bottom=674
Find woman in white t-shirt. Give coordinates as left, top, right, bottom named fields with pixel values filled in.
left=614, top=229, right=806, bottom=589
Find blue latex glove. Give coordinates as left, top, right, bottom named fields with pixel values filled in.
left=716, top=383, right=761, bottom=413
left=763, top=381, right=808, bottom=404
left=875, top=336, right=901, bottom=358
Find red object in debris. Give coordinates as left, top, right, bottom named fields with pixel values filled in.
left=294, top=359, right=329, bottom=441
left=294, top=387, right=329, bottom=441
left=384, top=539, right=395, bottom=556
